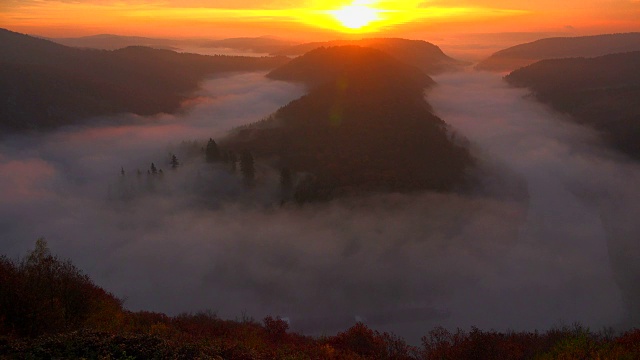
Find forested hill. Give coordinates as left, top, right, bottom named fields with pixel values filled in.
left=0, top=28, right=289, bottom=131
left=272, top=38, right=466, bottom=74
left=267, top=45, right=434, bottom=89
left=224, top=46, right=473, bottom=200
left=477, top=33, right=640, bottom=72
left=203, top=36, right=298, bottom=54
left=50, top=34, right=181, bottom=51
left=505, top=51, right=640, bottom=159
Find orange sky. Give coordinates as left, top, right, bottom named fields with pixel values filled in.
left=1, top=0, right=639, bottom=40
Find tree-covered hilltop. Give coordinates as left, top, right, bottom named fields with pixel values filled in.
left=272, top=38, right=466, bottom=75
left=505, top=51, right=640, bottom=159
left=224, top=46, right=474, bottom=201
left=476, top=32, right=640, bottom=72
left=0, top=28, right=289, bottom=131
left=267, top=45, right=434, bottom=89
left=2, top=240, right=640, bottom=359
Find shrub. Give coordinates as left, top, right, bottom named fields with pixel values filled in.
left=0, top=239, right=124, bottom=337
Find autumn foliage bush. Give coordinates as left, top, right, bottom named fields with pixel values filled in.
left=0, top=239, right=123, bottom=337
left=1, top=240, right=639, bottom=359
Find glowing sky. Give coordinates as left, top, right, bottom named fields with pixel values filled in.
left=1, top=0, right=639, bottom=39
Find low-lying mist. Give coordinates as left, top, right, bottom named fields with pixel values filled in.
left=0, top=70, right=636, bottom=344
left=430, top=71, right=640, bottom=331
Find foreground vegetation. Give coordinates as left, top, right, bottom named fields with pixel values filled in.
left=1, top=240, right=639, bottom=359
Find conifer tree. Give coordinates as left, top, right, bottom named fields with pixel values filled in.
left=170, top=154, right=179, bottom=169
left=280, top=167, right=293, bottom=191
left=206, top=138, right=220, bottom=163
left=229, top=151, right=237, bottom=172
left=240, top=150, right=255, bottom=185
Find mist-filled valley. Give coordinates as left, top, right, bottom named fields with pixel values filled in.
left=3, top=66, right=639, bottom=344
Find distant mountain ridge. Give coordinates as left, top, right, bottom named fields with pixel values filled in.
left=52, top=34, right=298, bottom=54
left=224, top=46, right=473, bottom=200
left=0, top=28, right=288, bottom=131
left=50, top=34, right=181, bottom=51
left=477, top=33, right=640, bottom=72
left=204, top=37, right=299, bottom=53
left=267, top=45, right=434, bottom=89
left=272, top=38, right=466, bottom=75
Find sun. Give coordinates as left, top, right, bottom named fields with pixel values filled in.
left=328, top=2, right=382, bottom=30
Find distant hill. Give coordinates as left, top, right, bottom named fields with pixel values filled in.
left=0, top=28, right=289, bottom=131
left=272, top=38, right=466, bottom=75
left=50, top=34, right=180, bottom=51
left=477, top=33, right=640, bottom=72
left=505, top=51, right=640, bottom=159
left=267, top=45, right=434, bottom=88
left=52, top=34, right=299, bottom=54
left=224, top=46, right=473, bottom=200
left=204, top=37, right=299, bottom=54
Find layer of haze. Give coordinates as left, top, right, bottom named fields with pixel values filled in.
left=2, top=0, right=639, bottom=39
left=1, top=70, right=638, bottom=343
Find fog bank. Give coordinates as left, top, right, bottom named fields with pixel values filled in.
left=0, top=71, right=636, bottom=344
left=431, top=71, right=640, bottom=330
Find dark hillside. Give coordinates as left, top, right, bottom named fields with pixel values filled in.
left=267, top=45, right=434, bottom=89
left=0, top=28, right=289, bottom=131
left=50, top=34, right=180, bottom=50
left=225, top=46, right=473, bottom=200
left=505, top=51, right=640, bottom=159
left=273, top=38, right=466, bottom=74
left=477, top=33, right=640, bottom=72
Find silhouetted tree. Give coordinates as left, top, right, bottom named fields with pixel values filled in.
left=170, top=154, right=179, bottom=169
left=206, top=138, right=220, bottom=163
left=150, top=163, right=158, bottom=175
left=240, top=150, right=255, bottom=185
left=293, top=176, right=333, bottom=204
left=280, top=167, right=294, bottom=202
left=229, top=151, right=237, bottom=172
left=280, top=167, right=293, bottom=191
left=120, top=167, right=125, bottom=176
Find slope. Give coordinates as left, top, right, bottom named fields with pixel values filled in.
left=273, top=38, right=466, bottom=75
left=477, top=33, right=640, bottom=72
left=505, top=51, right=640, bottom=159
left=224, top=46, right=473, bottom=200
left=50, top=34, right=180, bottom=51
left=0, top=28, right=289, bottom=131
